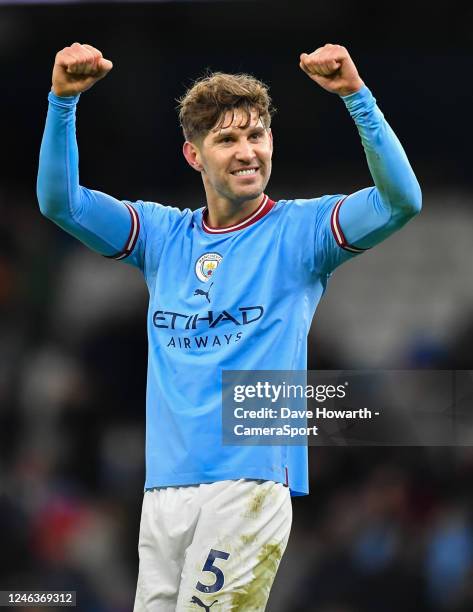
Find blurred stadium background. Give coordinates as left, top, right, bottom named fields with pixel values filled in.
left=1, top=0, right=473, bottom=610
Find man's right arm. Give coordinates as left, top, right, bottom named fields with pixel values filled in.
left=37, top=43, right=139, bottom=261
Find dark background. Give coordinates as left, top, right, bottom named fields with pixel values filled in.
left=1, top=1, right=473, bottom=611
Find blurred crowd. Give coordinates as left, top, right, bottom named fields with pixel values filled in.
left=275, top=448, right=473, bottom=612
left=1, top=184, right=473, bottom=612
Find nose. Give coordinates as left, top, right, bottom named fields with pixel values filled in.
left=235, top=139, right=256, bottom=162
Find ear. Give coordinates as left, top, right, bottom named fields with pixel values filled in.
left=268, top=128, right=273, bottom=152
left=183, top=141, right=203, bottom=172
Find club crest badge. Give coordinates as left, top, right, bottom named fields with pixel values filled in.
left=195, top=252, right=223, bottom=283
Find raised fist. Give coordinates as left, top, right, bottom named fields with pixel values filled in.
left=52, top=42, right=113, bottom=97
left=299, top=44, right=364, bottom=97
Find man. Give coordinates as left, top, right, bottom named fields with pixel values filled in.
left=37, top=42, right=421, bottom=611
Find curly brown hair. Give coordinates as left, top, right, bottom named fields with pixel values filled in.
left=177, top=71, right=276, bottom=143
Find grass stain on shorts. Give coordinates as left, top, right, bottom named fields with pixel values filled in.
left=231, top=543, right=282, bottom=610
left=244, top=487, right=272, bottom=519
left=240, top=533, right=257, bottom=546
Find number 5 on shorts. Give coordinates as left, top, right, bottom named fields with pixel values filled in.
left=196, top=548, right=230, bottom=594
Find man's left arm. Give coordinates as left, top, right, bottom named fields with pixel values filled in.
left=300, top=44, right=421, bottom=254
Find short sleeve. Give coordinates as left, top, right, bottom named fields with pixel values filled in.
left=109, top=199, right=190, bottom=281
left=313, top=193, right=371, bottom=275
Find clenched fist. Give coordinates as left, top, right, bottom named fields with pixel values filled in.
left=299, top=44, right=364, bottom=97
left=52, top=42, right=113, bottom=97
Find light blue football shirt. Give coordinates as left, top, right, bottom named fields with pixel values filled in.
left=120, top=192, right=354, bottom=496
left=37, top=86, right=421, bottom=496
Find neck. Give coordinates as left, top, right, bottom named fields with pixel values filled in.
left=205, top=194, right=264, bottom=228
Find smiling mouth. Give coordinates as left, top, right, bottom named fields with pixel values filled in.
left=231, top=168, right=259, bottom=176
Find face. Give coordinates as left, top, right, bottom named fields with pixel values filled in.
left=184, top=108, right=273, bottom=205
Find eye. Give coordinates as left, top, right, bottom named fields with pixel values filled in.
left=250, top=132, right=263, bottom=140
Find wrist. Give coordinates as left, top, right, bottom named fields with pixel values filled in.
left=48, top=89, right=80, bottom=107
left=341, top=84, right=377, bottom=119
left=51, top=85, right=77, bottom=97
left=338, top=79, right=365, bottom=98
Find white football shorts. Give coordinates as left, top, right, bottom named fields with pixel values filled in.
left=133, top=478, right=292, bottom=611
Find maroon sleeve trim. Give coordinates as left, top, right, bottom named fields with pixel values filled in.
left=330, top=196, right=369, bottom=254
left=104, top=203, right=140, bottom=260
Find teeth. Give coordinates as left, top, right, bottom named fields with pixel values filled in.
left=234, top=169, right=257, bottom=176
